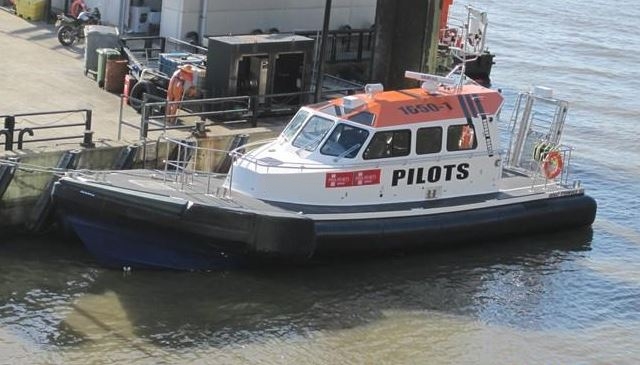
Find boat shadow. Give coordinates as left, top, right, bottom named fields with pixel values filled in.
left=56, top=227, right=594, bottom=349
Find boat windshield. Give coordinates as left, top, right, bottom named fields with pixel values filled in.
left=292, top=115, right=334, bottom=151
left=281, top=109, right=310, bottom=142
left=320, top=123, right=370, bottom=158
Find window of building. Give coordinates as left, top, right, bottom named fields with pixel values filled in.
left=416, top=126, right=443, bottom=154
left=363, top=130, right=411, bottom=159
left=447, top=124, right=477, bottom=151
left=320, top=124, right=369, bottom=158
left=292, top=115, right=334, bottom=151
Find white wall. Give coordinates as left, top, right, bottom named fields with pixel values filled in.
left=84, top=0, right=123, bottom=26
left=79, top=0, right=376, bottom=41
left=160, top=0, right=375, bottom=41
left=51, top=0, right=65, bottom=11
left=206, top=0, right=375, bottom=35
left=159, top=0, right=186, bottom=41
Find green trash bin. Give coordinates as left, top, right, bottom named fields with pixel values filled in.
left=96, top=48, right=121, bottom=88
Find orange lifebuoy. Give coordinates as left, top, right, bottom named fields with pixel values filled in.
left=542, top=150, right=563, bottom=179
left=166, top=65, right=196, bottom=124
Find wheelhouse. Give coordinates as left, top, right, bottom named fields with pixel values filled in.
left=275, top=106, right=484, bottom=163
left=229, top=74, right=505, bottom=206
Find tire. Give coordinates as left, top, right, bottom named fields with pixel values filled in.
left=57, top=26, right=77, bottom=46
left=129, top=80, right=158, bottom=113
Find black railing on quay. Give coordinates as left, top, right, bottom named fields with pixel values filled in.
left=297, top=28, right=375, bottom=63
left=118, top=80, right=364, bottom=141
left=120, top=36, right=166, bottom=60
left=0, top=109, right=94, bottom=151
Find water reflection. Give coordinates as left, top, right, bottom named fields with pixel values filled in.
left=4, top=227, right=640, bottom=363
left=47, top=229, right=598, bottom=349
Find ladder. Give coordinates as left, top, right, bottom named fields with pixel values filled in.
left=470, top=94, right=494, bottom=157
left=480, top=113, right=494, bottom=157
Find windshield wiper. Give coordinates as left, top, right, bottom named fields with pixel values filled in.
left=334, top=143, right=361, bottom=162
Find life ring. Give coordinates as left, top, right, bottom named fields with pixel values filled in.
left=542, top=150, right=563, bottom=179
left=166, top=65, right=196, bottom=124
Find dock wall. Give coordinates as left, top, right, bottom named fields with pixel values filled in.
left=0, top=130, right=278, bottom=232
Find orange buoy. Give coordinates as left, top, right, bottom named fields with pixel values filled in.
left=542, top=150, right=564, bottom=179
left=166, top=65, right=196, bottom=124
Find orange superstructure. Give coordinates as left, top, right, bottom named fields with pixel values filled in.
left=316, top=84, right=503, bottom=128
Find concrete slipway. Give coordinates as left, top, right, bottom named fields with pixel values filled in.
left=0, top=10, right=281, bottom=229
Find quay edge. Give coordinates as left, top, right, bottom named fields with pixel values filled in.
left=0, top=130, right=279, bottom=233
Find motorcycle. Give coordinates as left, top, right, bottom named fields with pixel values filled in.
left=55, top=8, right=101, bottom=47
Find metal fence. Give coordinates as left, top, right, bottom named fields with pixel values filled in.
left=0, top=110, right=94, bottom=151
left=298, top=28, right=375, bottom=63
left=117, top=77, right=364, bottom=140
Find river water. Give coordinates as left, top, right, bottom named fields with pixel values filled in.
left=2, top=1, right=640, bottom=364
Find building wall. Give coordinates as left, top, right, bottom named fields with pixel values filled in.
left=50, top=0, right=119, bottom=23
left=76, top=0, right=376, bottom=42
left=160, top=0, right=376, bottom=42
left=160, top=0, right=187, bottom=41
left=76, top=0, right=114, bottom=25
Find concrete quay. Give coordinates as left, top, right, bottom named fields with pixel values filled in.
left=0, top=10, right=282, bottom=230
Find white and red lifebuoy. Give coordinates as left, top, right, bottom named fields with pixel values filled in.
left=542, top=150, right=563, bottom=179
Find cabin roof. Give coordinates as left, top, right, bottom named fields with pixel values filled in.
left=313, top=84, right=503, bottom=128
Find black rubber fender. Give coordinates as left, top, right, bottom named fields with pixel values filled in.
left=129, top=80, right=158, bottom=113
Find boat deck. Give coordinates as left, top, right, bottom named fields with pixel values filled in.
left=75, top=168, right=578, bottom=220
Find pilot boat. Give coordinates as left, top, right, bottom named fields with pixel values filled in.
left=52, top=72, right=597, bottom=270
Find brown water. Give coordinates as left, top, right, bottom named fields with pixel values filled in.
left=1, top=227, right=640, bottom=364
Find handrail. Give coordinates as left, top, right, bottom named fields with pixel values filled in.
left=166, top=37, right=208, bottom=54
left=296, top=28, right=375, bottom=63
left=0, top=110, right=94, bottom=151
left=118, top=78, right=363, bottom=140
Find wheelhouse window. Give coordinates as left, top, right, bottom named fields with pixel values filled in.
left=348, top=111, right=375, bottom=126
left=447, top=124, right=477, bottom=151
left=292, top=115, right=334, bottom=151
left=320, top=124, right=369, bottom=158
left=281, top=110, right=310, bottom=141
left=416, top=127, right=443, bottom=154
left=363, top=130, right=411, bottom=159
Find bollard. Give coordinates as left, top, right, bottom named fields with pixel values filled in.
left=3, top=116, right=15, bottom=151
left=81, top=130, right=95, bottom=148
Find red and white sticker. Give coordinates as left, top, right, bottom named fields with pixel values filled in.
left=325, top=169, right=381, bottom=188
